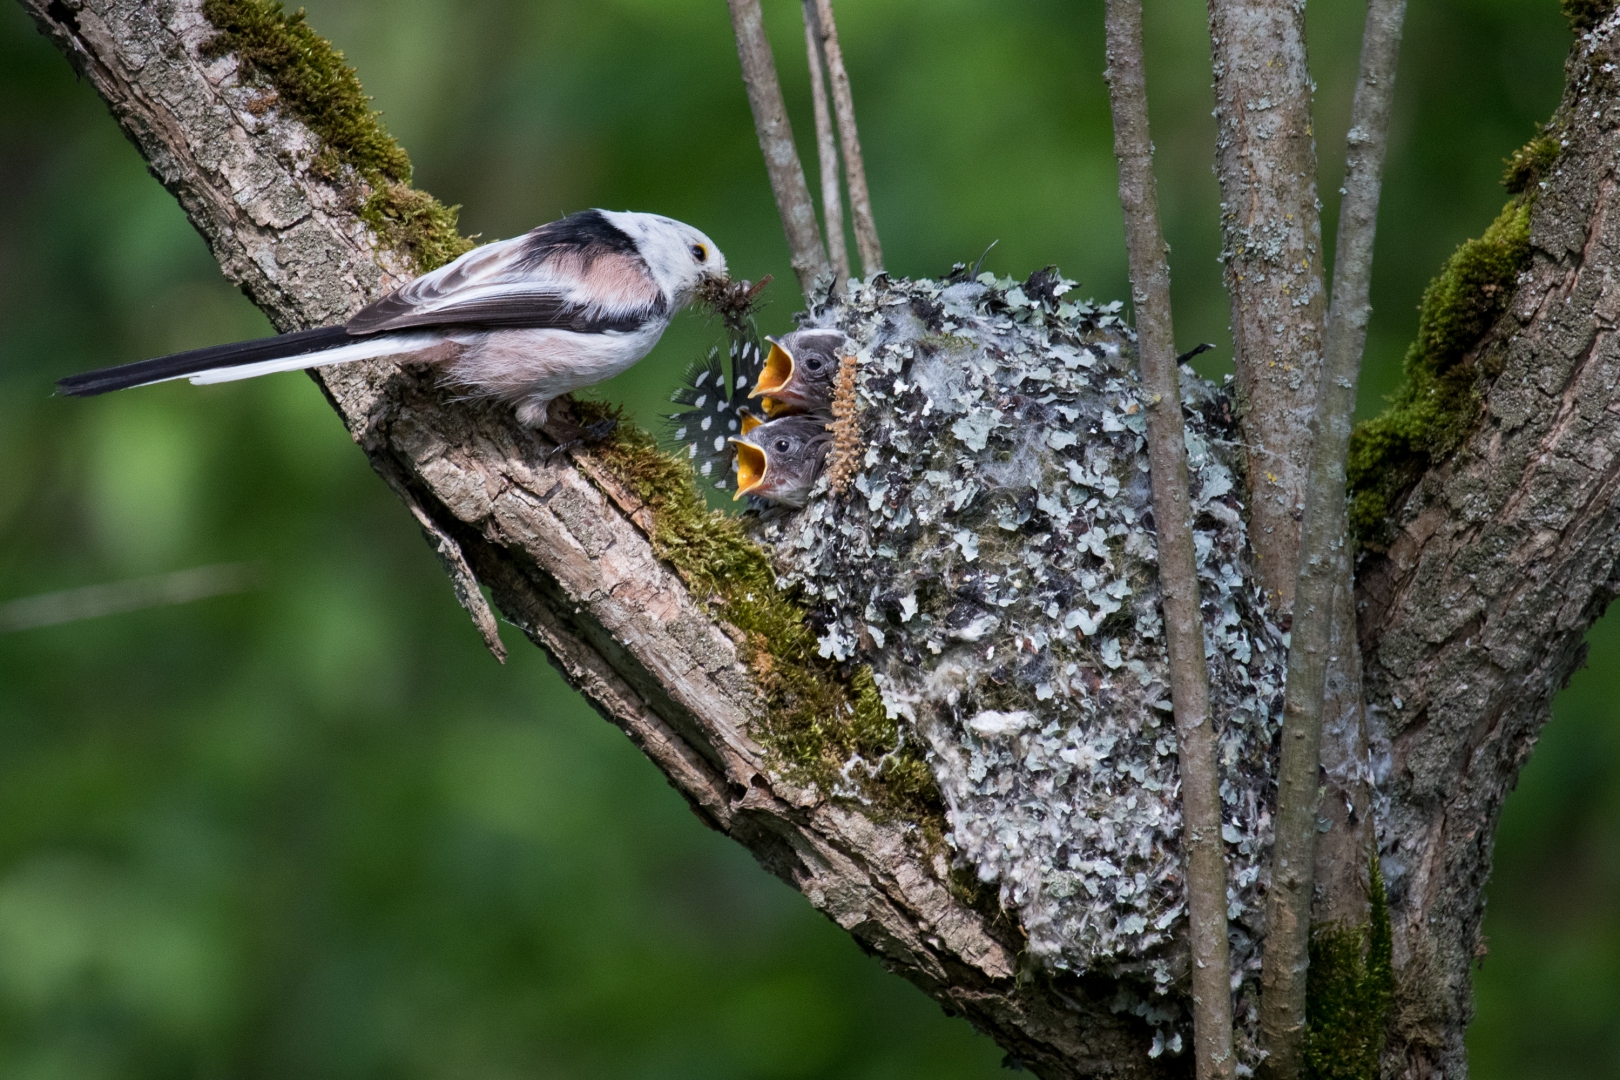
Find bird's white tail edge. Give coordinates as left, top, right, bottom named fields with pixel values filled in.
left=182, top=331, right=446, bottom=387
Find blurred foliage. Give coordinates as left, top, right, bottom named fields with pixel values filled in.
left=0, top=0, right=1610, bottom=1076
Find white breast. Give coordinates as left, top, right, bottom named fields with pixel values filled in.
left=444, top=322, right=670, bottom=403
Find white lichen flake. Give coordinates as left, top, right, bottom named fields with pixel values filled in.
left=752, top=270, right=1285, bottom=1046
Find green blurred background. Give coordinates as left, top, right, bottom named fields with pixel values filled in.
left=0, top=0, right=1612, bottom=1076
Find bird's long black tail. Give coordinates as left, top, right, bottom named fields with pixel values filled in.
left=57, top=326, right=361, bottom=398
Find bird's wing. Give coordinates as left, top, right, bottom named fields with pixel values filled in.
left=664, top=329, right=767, bottom=491
left=347, top=221, right=667, bottom=336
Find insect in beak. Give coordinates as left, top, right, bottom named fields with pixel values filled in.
left=730, top=438, right=767, bottom=500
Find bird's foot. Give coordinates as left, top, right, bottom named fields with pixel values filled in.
left=545, top=415, right=620, bottom=458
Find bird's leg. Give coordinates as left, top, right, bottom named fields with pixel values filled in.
left=515, top=395, right=552, bottom=429
left=582, top=416, right=619, bottom=443
left=540, top=396, right=621, bottom=458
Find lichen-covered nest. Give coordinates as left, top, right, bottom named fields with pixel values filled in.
left=750, top=271, right=1286, bottom=1015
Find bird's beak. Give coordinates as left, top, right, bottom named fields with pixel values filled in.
left=751, top=338, right=794, bottom=399
left=739, top=411, right=764, bottom=436
left=730, top=439, right=768, bottom=500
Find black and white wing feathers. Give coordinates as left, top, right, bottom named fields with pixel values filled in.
left=347, top=210, right=668, bottom=336
left=664, top=331, right=766, bottom=491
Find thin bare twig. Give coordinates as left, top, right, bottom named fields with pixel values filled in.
left=803, top=0, right=849, bottom=289
left=1259, top=0, right=1407, bottom=1074
left=810, top=0, right=882, bottom=277
left=725, top=0, right=829, bottom=293
left=1102, top=2, right=1234, bottom=1076
left=0, top=563, right=259, bottom=633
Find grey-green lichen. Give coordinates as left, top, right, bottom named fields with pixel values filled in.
left=201, top=0, right=474, bottom=273
left=573, top=401, right=942, bottom=824
left=1304, top=862, right=1395, bottom=1080
left=1346, top=197, right=1532, bottom=547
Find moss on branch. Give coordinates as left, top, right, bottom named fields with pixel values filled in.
left=1304, top=864, right=1395, bottom=1080
left=1502, top=134, right=1562, bottom=195
left=1346, top=197, right=1532, bottom=546
left=1563, top=0, right=1616, bottom=32
left=575, top=402, right=942, bottom=823
left=201, top=0, right=474, bottom=273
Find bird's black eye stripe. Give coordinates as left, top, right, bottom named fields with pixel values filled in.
left=691, top=243, right=708, bottom=262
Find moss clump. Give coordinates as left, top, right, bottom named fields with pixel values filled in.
left=1503, top=134, right=1562, bottom=196
left=1563, top=0, right=1615, bottom=31
left=201, top=0, right=474, bottom=272
left=360, top=181, right=476, bottom=275
left=1304, top=863, right=1395, bottom=1080
left=1346, top=199, right=1532, bottom=546
left=575, top=401, right=943, bottom=823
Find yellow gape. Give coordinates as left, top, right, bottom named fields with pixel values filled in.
left=730, top=439, right=768, bottom=500
left=751, top=340, right=794, bottom=398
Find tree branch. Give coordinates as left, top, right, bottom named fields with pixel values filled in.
left=1204, top=0, right=1327, bottom=613
left=1259, top=0, right=1407, bottom=1071
left=802, top=0, right=849, bottom=289
left=809, top=0, right=882, bottom=278
left=1103, top=3, right=1234, bottom=1076
left=725, top=0, right=829, bottom=293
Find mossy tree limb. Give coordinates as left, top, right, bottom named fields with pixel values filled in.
left=202, top=0, right=473, bottom=274
left=1355, top=11, right=1620, bottom=1076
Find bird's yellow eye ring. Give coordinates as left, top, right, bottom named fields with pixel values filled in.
left=691, top=243, right=708, bottom=263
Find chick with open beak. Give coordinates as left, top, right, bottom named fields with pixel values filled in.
left=749, top=329, right=849, bottom=415
left=729, top=414, right=833, bottom=508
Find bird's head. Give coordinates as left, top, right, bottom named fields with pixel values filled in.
left=751, top=329, right=848, bottom=414
left=600, top=211, right=728, bottom=309
left=729, top=414, right=832, bottom=507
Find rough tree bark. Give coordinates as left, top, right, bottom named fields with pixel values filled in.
left=1205, top=0, right=1327, bottom=612
left=20, top=2, right=1620, bottom=1078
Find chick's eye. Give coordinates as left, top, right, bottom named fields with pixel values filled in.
left=691, top=243, right=708, bottom=263
left=805, top=357, right=822, bottom=370
left=775, top=439, right=791, bottom=453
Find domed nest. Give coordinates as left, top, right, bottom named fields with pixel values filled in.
left=748, top=270, right=1286, bottom=1010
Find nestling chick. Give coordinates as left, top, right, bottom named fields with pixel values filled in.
left=750, top=329, right=850, bottom=415
left=729, top=414, right=833, bottom=508
left=59, top=210, right=728, bottom=429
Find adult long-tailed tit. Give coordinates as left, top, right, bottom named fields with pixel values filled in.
left=57, top=210, right=728, bottom=428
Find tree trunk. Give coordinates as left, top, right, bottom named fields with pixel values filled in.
left=21, top=2, right=1620, bottom=1077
